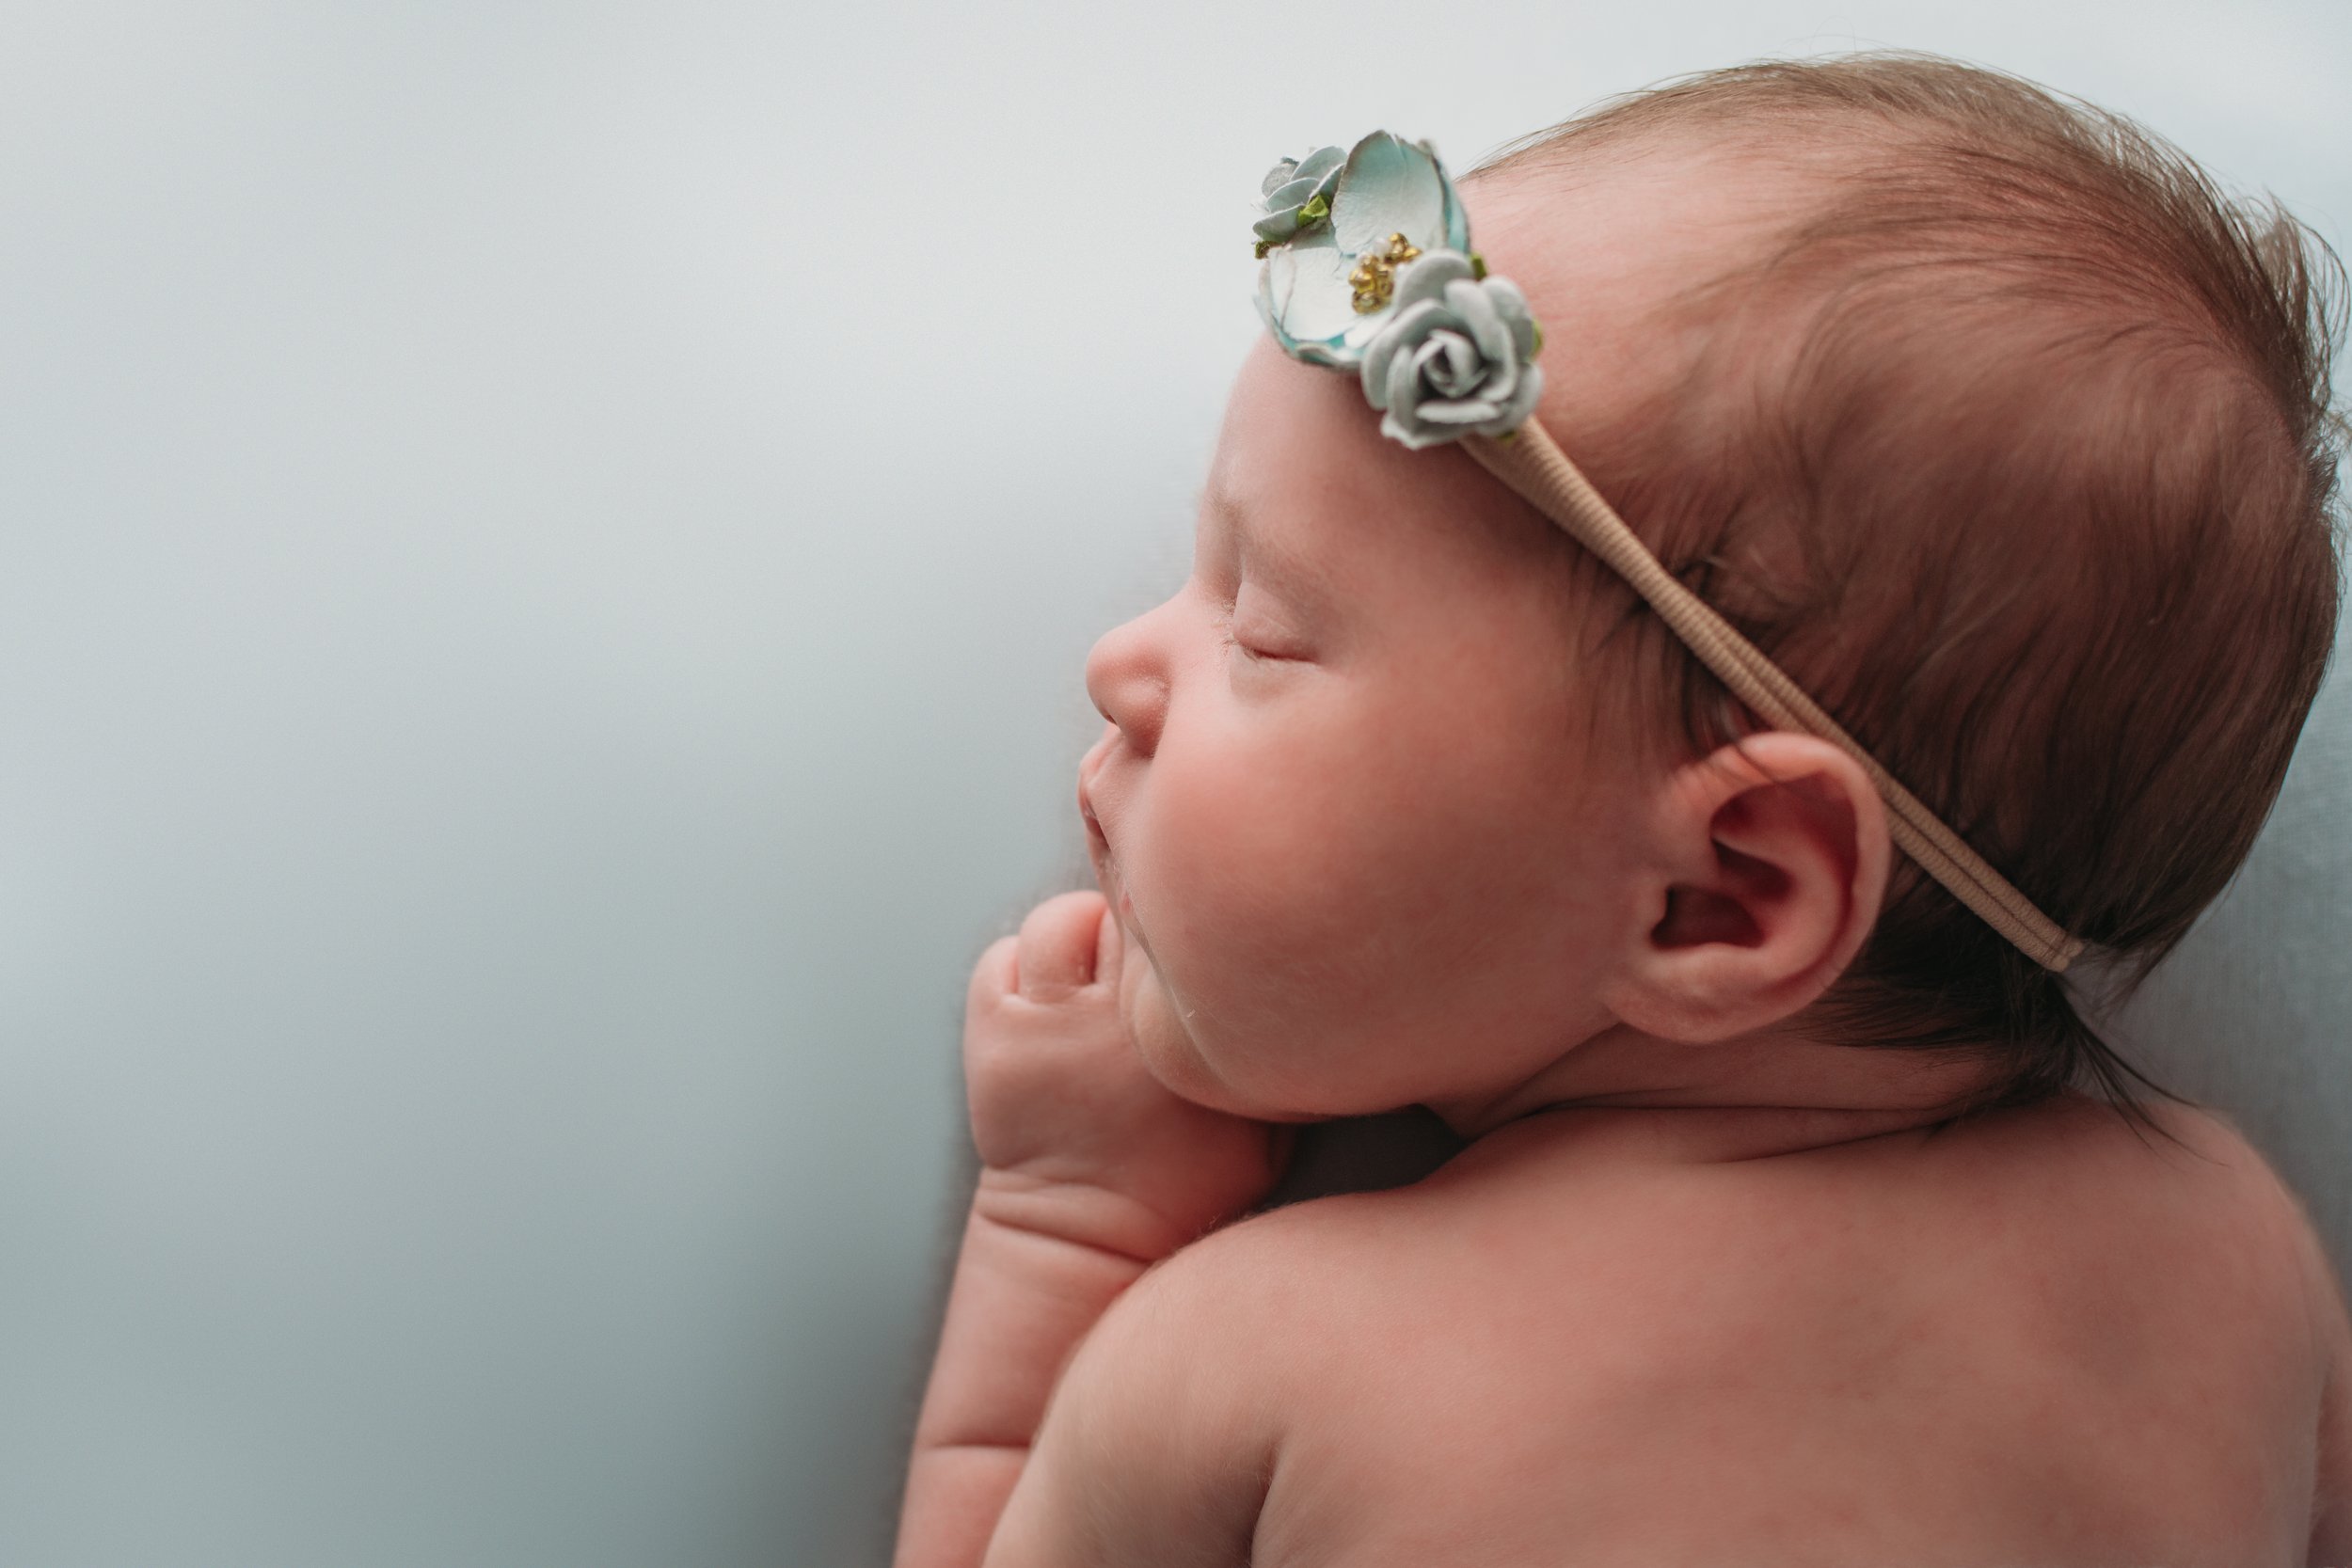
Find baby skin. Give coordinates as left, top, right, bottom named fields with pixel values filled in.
left=896, top=140, right=2352, bottom=1566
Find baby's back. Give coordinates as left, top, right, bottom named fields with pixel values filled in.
left=1227, top=1096, right=2346, bottom=1566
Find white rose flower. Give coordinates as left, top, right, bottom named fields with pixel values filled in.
left=1359, top=250, right=1545, bottom=449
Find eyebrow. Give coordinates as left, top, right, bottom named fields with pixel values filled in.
left=1201, top=484, right=1336, bottom=605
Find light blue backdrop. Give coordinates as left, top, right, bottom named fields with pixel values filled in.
left=3, top=3, right=2345, bottom=1563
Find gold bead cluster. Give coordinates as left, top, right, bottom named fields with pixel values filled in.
left=1348, top=232, right=1422, bottom=313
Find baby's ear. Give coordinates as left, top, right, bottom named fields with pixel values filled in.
left=1600, top=733, right=1889, bottom=1043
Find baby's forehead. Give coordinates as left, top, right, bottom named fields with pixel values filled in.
left=1473, top=138, right=1804, bottom=277
left=1204, top=343, right=1582, bottom=621
left=1464, top=138, right=1834, bottom=425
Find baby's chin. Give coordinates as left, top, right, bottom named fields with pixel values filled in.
left=1117, top=951, right=1331, bottom=1125
left=1119, top=956, right=1243, bottom=1110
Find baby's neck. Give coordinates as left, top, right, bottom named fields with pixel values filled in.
left=1425, top=1022, right=2000, bottom=1145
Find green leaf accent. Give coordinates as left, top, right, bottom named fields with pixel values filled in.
left=1470, top=250, right=1487, bottom=279
left=1255, top=238, right=1275, bottom=259
left=1298, top=193, right=1330, bottom=224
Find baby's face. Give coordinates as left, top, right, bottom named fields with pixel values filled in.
left=1080, top=150, right=1807, bottom=1121
left=1080, top=337, right=1650, bottom=1121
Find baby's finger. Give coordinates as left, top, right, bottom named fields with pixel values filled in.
left=968, top=934, right=1019, bottom=1009
left=1090, top=899, right=1123, bottom=992
left=1015, top=890, right=1110, bottom=1001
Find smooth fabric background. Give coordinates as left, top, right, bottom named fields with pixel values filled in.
left=2, top=3, right=2344, bottom=1563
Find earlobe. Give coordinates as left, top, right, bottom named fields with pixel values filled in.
left=1603, top=734, right=1890, bottom=1043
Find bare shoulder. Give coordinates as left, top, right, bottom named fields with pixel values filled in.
left=1119, top=1184, right=1438, bottom=1365
left=1022, top=1182, right=1463, bottom=1428
left=2113, top=1101, right=2352, bottom=1564
left=1983, top=1097, right=2337, bottom=1314
left=982, top=1195, right=1421, bottom=1567
left=1170, top=1095, right=2335, bottom=1356
left=1778, top=1095, right=2335, bottom=1357
left=1221, top=1097, right=2346, bottom=1564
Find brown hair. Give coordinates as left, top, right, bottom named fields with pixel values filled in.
left=1478, top=54, right=2344, bottom=1114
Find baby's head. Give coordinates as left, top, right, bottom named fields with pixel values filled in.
left=1077, top=55, right=2342, bottom=1130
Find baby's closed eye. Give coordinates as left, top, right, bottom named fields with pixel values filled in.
left=1223, top=592, right=1311, bottom=662
left=1220, top=622, right=1300, bottom=662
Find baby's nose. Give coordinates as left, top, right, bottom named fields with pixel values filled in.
left=1083, top=615, right=1168, bottom=757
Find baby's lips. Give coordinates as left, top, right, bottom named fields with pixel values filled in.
left=1076, top=763, right=1112, bottom=852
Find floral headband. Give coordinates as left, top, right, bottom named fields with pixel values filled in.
left=1253, top=132, right=2084, bottom=973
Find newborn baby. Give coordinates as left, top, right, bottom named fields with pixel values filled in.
left=897, top=55, right=2352, bottom=1566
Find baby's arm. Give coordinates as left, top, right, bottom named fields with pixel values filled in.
left=983, top=1238, right=1280, bottom=1566
left=2312, top=1257, right=2352, bottom=1568
left=893, top=892, right=1288, bottom=1568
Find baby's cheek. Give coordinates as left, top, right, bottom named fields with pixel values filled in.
left=1158, top=756, right=1384, bottom=950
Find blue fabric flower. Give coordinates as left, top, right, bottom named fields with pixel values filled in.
left=1255, top=132, right=1472, bottom=369
left=1253, top=146, right=1343, bottom=254
left=1359, top=250, right=1544, bottom=448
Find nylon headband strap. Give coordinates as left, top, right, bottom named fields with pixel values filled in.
left=1466, top=419, right=2086, bottom=974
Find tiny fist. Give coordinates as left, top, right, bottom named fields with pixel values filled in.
left=1014, top=890, right=1111, bottom=1001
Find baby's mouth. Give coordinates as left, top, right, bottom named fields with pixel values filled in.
left=1077, top=775, right=1118, bottom=897
left=1079, top=815, right=1141, bottom=949
left=1077, top=762, right=1112, bottom=851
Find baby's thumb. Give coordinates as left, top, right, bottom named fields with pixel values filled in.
left=1013, top=890, right=1119, bottom=1001
left=1091, top=899, right=1123, bottom=991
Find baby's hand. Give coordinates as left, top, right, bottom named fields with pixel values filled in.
left=963, top=891, right=1290, bottom=1260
